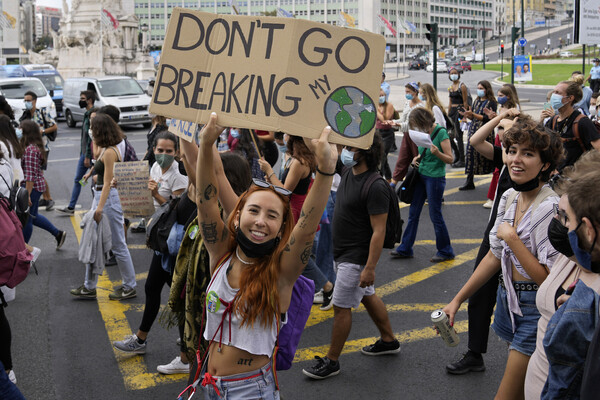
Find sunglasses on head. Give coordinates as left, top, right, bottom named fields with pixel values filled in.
left=252, top=178, right=292, bottom=197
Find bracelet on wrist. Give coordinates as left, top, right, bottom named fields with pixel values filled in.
left=316, top=167, right=335, bottom=176
left=267, top=172, right=275, bottom=179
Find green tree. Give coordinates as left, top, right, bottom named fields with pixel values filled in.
left=33, top=35, right=53, bottom=52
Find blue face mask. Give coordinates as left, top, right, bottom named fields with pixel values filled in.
left=419, top=94, right=426, bottom=101
left=550, top=93, right=565, bottom=111
left=15, top=128, right=22, bottom=139
left=340, top=148, right=357, bottom=167
left=277, top=144, right=287, bottom=154
left=450, top=74, right=459, bottom=81
left=24, top=101, right=33, bottom=110
left=497, top=95, right=508, bottom=105
left=477, top=89, right=486, bottom=98
left=379, top=96, right=386, bottom=104
left=230, top=129, right=240, bottom=139
left=405, top=94, right=414, bottom=101
left=568, top=221, right=598, bottom=272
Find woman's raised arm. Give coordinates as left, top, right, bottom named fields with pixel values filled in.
left=279, top=127, right=337, bottom=285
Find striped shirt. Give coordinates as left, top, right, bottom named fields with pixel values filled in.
left=490, top=185, right=559, bottom=330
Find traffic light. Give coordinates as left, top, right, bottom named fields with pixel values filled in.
left=500, top=41, right=504, bottom=54
left=511, top=27, right=520, bottom=43
left=425, top=23, right=438, bottom=44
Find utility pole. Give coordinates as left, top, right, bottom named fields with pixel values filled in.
left=520, top=0, right=525, bottom=55
left=426, top=23, right=439, bottom=90
left=511, top=26, right=520, bottom=85
left=482, top=1, right=486, bottom=69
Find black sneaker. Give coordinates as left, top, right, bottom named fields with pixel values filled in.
left=45, top=199, right=55, bottom=211
left=446, top=351, right=485, bottom=375
left=302, top=356, right=340, bottom=380
left=361, top=339, right=401, bottom=356
left=319, top=286, right=334, bottom=311
left=38, top=199, right=48, bottom=207
left=55, top=231, right=66, bottom=250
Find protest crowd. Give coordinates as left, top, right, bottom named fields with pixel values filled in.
left=2, top=51, right=600, bottom=399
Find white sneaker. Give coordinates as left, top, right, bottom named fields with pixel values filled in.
left=483, top=199, right=493, bottom=209
left=157, top=356, right=189, bottom=374
left=313, top=289, right=324, bottom=304
left=8, top=370, right=16, bottom=384
left=31, top=247, right=41, bottom=263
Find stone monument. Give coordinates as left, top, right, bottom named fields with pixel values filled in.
left=31, top=0, right=154, bottom=79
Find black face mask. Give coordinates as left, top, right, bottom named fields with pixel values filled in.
left=509, top=167, right=545, bottom=192
left=548, top=217, right=574, bottom=257
left=236, top=228, right=280, bottom=259
left=79, top=100, right=87, bottom=109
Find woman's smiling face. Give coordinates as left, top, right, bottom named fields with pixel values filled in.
left=506, top=141, right=546, bottom=184
left=237, top=190, right=285, bottom=244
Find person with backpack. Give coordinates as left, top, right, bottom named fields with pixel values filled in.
left=443, top=115, right=564, bottom=400
left=19, top=90, right=57, bottom=211
left=390, top=108, right=455, bottom=263
left=57, top=90, right=95, bottom=215
left=69, top=114, right=136, bottom=301
left=19, top=120, right=66, bottom=248
left=447, top=68, right=470, bottom=168
left=545, top=80, right=600, bottom=172
left=303, top=132, right=401, bottom=380
left=188, top=113, right=335, bottom=398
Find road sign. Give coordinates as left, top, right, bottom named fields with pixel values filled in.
left=518, top=37, right=527, bottom=47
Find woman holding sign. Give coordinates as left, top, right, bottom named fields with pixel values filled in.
left=390, top=108, right=455, bottom=263
left=190, top=113, right=336, bottom=399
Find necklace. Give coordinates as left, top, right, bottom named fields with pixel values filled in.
left=235, top=247, right=254, bottom=265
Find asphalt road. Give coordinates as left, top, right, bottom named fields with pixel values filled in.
left=5, top=113, right=514, bottom=400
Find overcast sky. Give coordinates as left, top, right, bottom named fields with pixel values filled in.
left=36, top=0, right=67, bottom=9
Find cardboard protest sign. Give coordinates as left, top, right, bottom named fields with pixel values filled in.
left=113, top=161, right=155, bottom=218
left=150, top=9, right=386, bottom=149
left=168, top=118, right=197, bottom=143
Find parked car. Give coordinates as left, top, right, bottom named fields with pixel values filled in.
left=426, top=62, right=448, bottom=73
left=0, top=77, right=57, bottom=121
left=63, top=76, right=151, bottom=128
left=464, top=55, right=474, bottom=62
left=0, top=64, right=65, bottom=118
left=409, top=59, right=427, bottom=70
left=560, top=51, right=574, bottom=57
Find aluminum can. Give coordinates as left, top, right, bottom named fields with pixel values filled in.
left=431, top=309, right=460, bottom=347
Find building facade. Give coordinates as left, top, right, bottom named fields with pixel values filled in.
left=35, top=6, right=62, bottom=38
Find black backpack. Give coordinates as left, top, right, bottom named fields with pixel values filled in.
left=0, top=174, right=29, bottom=227
left=360, top=173, right=403, bottom=248
left=146, top=196, right=181, bottom=254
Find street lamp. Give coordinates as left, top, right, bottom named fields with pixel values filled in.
left=454, top=8, right=457, bottom=48
left=482, top=1, right=486, bottom=69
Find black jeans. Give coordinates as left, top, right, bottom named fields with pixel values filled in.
left=467, top=232, right=500, bottom=354
left=0, top=305, right=12, bottom=370
left=378, top=129, right=396, bottom=180
left=449, top=109, right=465, bottom=162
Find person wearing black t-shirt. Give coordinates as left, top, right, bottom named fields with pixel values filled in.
left=303, top=133, right=400, bottom=380
left=545, top=80, right=600, bottom=171
left=446, top=110, right=517, bottom=375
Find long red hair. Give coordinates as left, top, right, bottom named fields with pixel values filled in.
left=225, top=185, right=295, bottom=328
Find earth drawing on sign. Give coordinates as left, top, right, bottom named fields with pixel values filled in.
left=324, top=86, right=376, bottom=138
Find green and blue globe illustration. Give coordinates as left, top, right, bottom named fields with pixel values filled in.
left=324, top=86, right=376, bottom=138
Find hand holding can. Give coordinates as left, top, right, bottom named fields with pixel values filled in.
left=431, top=310, right=460, bottom=347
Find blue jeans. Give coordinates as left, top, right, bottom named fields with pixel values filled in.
left=23, top=189, right=59, bottom=243
left=395, top=175, right=454, bottom=258
left=84, top=188, right=136, bottom=291
left=0, top=361, right=25, bottom=400
left=201, top=361, right=279, bottom=400
left=68, top=154, right=88, bottom=209
left=315, top=191, right=336, bottom=283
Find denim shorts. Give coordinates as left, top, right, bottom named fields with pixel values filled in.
left=332, top=262, right=375, bottom=309
left=200, top=361, right=280, bottom=400
left=491, top=283, right=540, bottom=356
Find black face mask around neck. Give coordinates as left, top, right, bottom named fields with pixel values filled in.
left=236, top=228, right=280, bottom=259
left=509, top=167, right=545, bottom=192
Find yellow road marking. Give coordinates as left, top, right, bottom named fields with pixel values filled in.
left=70, top=213, right=185, bottom=390
left=305, top=247, right=479, bottom=328
left=294, top=320, right=469, bottom=363
left=415, top=238, right=481, bottom=245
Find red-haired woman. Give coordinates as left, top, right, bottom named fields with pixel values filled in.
left=193, top=113, right=336, bottom=399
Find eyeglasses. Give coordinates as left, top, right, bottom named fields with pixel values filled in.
left=553, top=203, right=569, bottom=227
left=252, top=178, right=292, bottom=197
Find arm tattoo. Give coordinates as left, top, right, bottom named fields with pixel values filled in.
left=201, top=222, right=218, bottom=244
left=298, top=207, right=315, bottom=229
left=203, top=184, right=217, bottom=201
left=300, top=242, right=313, bottom=264
left=237, top=358, right=253, bottom=366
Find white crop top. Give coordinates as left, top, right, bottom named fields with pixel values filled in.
left=204, top=255, right=278, bottom=357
